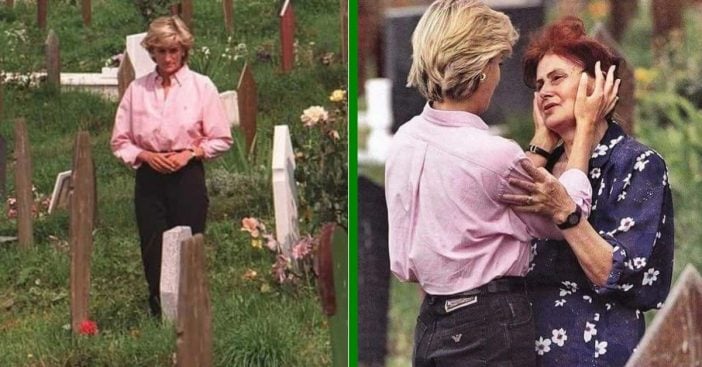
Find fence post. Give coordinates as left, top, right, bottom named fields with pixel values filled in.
left=181, top=0, right=193, bottom=33
left=45, top=30, right=60, bottom=91
left=81, top=0, right=91, bottom=27
left=69, top=132, right=96, bottom=333
left=222, top=0, right=233, bottom=33
left=37, top=0, right=47, bottom=31
left=14, top=118, right=33, bottom=249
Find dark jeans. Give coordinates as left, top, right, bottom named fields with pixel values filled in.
left=413, top=279, right=535, bottom=367
left=135, top=160, right=208, bottom=317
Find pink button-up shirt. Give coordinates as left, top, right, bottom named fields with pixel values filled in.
left=111, top=65, right=233, bottom=168
left=385, top=104, right=592, bottom=295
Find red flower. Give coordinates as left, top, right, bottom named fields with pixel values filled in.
left=78, top=320, right=98, bottom=335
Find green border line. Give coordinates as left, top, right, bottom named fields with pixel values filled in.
left=347, top=0, right=358, bottom=366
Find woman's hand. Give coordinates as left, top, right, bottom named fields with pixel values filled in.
left=138, top=151, right=177, bottom=173
left=573, top=61, right=620, bottom=134
left=165, top=151, right=193, bottom=172
left=499, top=159, right=577, bottom=225
left=530, top=92, right=560, bottom=151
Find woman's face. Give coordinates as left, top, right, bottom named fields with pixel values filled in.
left=152, top=40, right=185, bottom=77
left=534, top=53, right=588, bottom=130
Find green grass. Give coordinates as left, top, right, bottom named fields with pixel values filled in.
left=0, top=0, right=345, bottom=366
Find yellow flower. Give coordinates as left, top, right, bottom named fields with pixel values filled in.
left=588, top=0, right=609, bottom=20
left=329, top=89, right=346, bottom=102
left=251, top=237, right=263, bottom=249
left=634, top=67, right=658, bottom=89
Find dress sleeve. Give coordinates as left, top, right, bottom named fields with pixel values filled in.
left=592, top=151, right=674, bottom=311
left=197, top=77, right=233, bottom=159
left=110, top=83, right=144, bottom=169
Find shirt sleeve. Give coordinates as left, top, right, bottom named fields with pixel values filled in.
left=110, top=83, right=144, bottom=169
left=501, top=155, right=593, bottom=240
left=197, top=77, right=233, bottom=159
left=592, top=152, right=674, bottom=311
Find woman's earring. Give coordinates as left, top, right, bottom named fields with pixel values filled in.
left=479, top=73, right=487, bottom=82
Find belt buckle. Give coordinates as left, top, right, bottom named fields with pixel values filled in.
left=444, top=296, right=478, bottom=313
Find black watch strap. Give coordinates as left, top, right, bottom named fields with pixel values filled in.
left=528, top=144, right=552, bottom=160
left=557, top=205, right=582, bottom=230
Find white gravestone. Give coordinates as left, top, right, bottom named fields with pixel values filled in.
left=160, top=226, right=192, bottom=323
left=272, top=125, right=299, bottom=260
left=126, top=33, right=156, bottom=79
left=219, top=90, right=240, bottom=127
left=364, top=78, right=393, bottom=163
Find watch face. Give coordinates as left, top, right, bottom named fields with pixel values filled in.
left=568, top=214, right=578, bottom=225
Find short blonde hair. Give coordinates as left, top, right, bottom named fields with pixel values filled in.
left=407, top=0, right=518, bottom=102
left=141, top=16, right=194, bottom=61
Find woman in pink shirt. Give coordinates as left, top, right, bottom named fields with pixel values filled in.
left=110, top=16, right=232, bottom=317
left=384, top=1, right=618, bottom=365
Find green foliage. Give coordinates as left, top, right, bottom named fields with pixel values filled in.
left=132, top=0, right=176, bottom=25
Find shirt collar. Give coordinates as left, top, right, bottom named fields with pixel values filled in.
left=152, top=64, right=190, bottom=87
left=421, top=102, right=489, bottom=130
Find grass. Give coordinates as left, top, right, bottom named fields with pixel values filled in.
left=365, top=4, right=702, bottom=366
left=0, top=0, right=345, bottom=366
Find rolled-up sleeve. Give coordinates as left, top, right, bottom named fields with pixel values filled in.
left=197, top=78, right=233, bottom=159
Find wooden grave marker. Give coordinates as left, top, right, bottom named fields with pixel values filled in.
left=279, top=0, right=295, bottom=73
left=45, top=30, right=60, bottom=90
left=223, top=0, right=233, bottom=33
left=317, top=223, right=348, bottom=367
left=14, top=118, right=33, bottom=249
left=181, top=0, right=193, bottom=33
left=5, top=0, right=13, bottom=8
left=69, top=132, right=96, bottom=333
left=117, top=52, right=135, bottom=101
left=340, top=0, right=347, bottom=64
left=81, top=0, right=91, bottom=27
left=236, top=62, right=257, bottom=151
left=37, top=0, right=47, bottom=31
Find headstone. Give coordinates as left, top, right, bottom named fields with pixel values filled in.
left=14, top=119, right=33, bottom=249
left=271, top=125, right=299, bottom=260
left=37, top=0, right=47, bottom=31
left=176, top=234, right=213, bottom=367
left=317, top=223, right=348, bottom=367
left=181, top=0, right=193, bottom=33
left=385, top=1, right=544, bottom=133
left=117, top=52, right=135, bottom=101
left=625, top=264, right=702, bottom=366
left=160, top=226, right=192, bottom=323
left=45, top=30, right=60, bottom=90
left=69, top=132, right=95, bottom=333
left=591, top=23, right=635, bottom=135
left=219, top=91, right=239, bottom=127
left=607, top=0, right=638, bottom=42
left=362, top=78, right=393, bottom=163
left=126, top=33, right=156, bottom=80
left=651, top=0, right=684, bottom=59
left=358, top=176, right=391, bottom=367
left=82, top=0, right=91, bottom=27
left=340, top=0, right=348, bottom=64
left=236, top=63, right=257, bottom=151
left=279, top=0, right=295, bottom=73
left=48, top=170, right=71, bottom=214
left=222, top=0, right=233, bottom=33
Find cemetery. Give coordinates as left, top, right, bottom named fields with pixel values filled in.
left=358, top=0, right=702, bottom=366
left=0, top=0, right=346, bottom=366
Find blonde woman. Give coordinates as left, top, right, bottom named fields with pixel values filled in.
left=384, top=1, right=618, bottom=365
left=110, top=16, right=232, bottom=317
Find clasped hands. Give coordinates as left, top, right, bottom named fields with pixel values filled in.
left=138, top=150, right=193, bottom=174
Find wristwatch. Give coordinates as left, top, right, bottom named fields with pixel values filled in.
left=528, top=144, right=552, bottom=160
left=557, top=205, right=582, bottom=230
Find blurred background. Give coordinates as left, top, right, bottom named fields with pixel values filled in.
left=357, top=0, right=702, bottom=366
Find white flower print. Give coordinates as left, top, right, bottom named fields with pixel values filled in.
left=551, top=329, right=568, bottom=347
left=662, top=215, right=666, bottom=224
left=555, top=299, right=566, bottom=307
left=624, top=259, right=634, bottom=270
left=634, top=159, right=649, bottom=172
left=618, top=217, right=635, bottom=232
left=590, top=167, right=601, bottom=179
left=583, top=295, right=592, bottom=303
left=656, top=232, right=662, bottom=239
left=617, top=191, right=627, bottom=201
left=645, top=150, right=654, bottom=157
left=609, top=136, right=623, bottom=148
left=535, top=337, right=552, bottom=355
left=594, top=313, right=600, bottom=321
left=618, top=283, right=634, bottom=292
left=605, top=303, right=612, bottom=311
left=594, top=340, right=608, bottom=358
left=528, top=262, right=536, bottom=273
left=592, top=144, right=608, bottom=158
left=584, top=322, right=598, bottom=342
left=643, top=268, right=660, bottom=286
left=622, top=173, right=632, bottom=188
left=559, top=281, right=578, bottom=296
left=598, top=181, right=605, bottom=196
left=656, top=302, right=664, bottom=309
left=636, top=309, right=641, bottom=319
left=633, top=257, right=647, bottom=269
left=662, top=171, right=668, bottom=186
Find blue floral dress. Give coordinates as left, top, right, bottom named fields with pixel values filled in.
left=527, top=121, right=675, bottom=366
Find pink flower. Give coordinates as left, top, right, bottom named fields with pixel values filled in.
left=263, top=234, right=279, bottom=252
left=241, top=217, right=261, bottom=237
left=291, top=236, right=313, bottom=260
left=272, top=254, right=290, bottom=283
left=78, top=320, right=98, bottom=335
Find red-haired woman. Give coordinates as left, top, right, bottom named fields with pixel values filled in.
left=501, top=16, right=674, bottom=366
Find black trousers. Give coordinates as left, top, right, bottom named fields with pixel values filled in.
left=134, top=160, right=208, bottom=316
left=413, top=278, right=536, bottom=367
